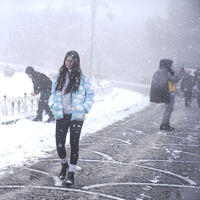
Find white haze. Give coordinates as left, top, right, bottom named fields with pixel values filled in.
left=1, top=0, right=199, bottom=84
left=0, top=0, right=169, bottom=84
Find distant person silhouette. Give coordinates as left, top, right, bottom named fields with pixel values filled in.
left=194, top=67, right=200, bottom=108
left=181, top=70, right=194, bottom=107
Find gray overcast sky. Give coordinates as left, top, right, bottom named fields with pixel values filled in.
left=0, top=0, right=169, bottom=49
left=0, top=0, right=170, bottom=71
left=0, top=0, right=169, bottom=22
left=102, top=0, right=169, bottom=22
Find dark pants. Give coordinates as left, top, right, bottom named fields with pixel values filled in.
left=162, top=92, right=175, bottom=125
left=37, top=90, right=53, bottom=117
left=184, top=91, right=192, bottom=106
left=197, top=90, right=200, bottom=108
left=56, top=114, right=83, bottom=165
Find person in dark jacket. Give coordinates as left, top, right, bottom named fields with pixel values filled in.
left=150, top=59, right=184, bottom=131
left=180, top=70, right=194, bottom=107
left=194, top=67, right=200, bottom=108
left=25, top=66, right=54, bottom=122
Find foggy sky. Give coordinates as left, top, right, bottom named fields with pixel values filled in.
left=1, top=0, right=189, bottom=83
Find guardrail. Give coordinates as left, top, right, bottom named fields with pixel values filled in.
left=0, top=80, right=114, bottom=124
left=0, top=93, right=38, bottom=117
left=94, top=81, right=113, bottom=102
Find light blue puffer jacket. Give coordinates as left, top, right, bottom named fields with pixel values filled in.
left=49, top=73, right=94, bottom=121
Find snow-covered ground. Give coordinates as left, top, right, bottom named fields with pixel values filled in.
left=0, top=71, right=149, bottom=175
left=0, top=70, right=32, bottom=98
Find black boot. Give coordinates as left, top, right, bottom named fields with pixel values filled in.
left=62, top=172, right=74, bottom=186
left=160, top=124, right=175, bottom=131
left=32, top=115, right=42, bottom=121
left=168, top=125, right=175, bottom=131
left=59, top=162, right=69, bottom=180
left=46, top=115, right=55, bottom=122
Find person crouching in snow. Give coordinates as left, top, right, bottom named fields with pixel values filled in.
left=25, top=66, right=55, bottom=122
left=150, top=59, right=184, bottom=131
left=49, top=50, right=94, bottom=186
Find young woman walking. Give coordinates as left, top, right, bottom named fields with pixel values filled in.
left=50, top=50, right=94, bottom=185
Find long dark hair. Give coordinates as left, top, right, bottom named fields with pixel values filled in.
left=55, top=50, right=81, bottom=93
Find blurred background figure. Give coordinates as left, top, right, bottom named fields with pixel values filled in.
left=25, top=66, right=54, bottom=122
left=181, top=69, right=194, bottom=107
left=194, top=67, right=200, bottom=108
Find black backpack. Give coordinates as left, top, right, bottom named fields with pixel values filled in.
left=150, top=69, right=170, bottom=103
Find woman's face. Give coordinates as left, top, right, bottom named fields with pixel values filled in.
left=65, top=56, right=74, bottom=70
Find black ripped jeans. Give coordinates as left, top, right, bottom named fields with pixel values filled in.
left=56, top=114, right=83, bottom=165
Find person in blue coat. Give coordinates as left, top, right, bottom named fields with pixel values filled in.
left=50, top=50, right=94, bottom=186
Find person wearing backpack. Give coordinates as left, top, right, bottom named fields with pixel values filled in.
left=150, top=59, right=184, bottom=131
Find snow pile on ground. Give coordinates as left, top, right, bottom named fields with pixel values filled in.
left=0, top=71, right=32, bottom=98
